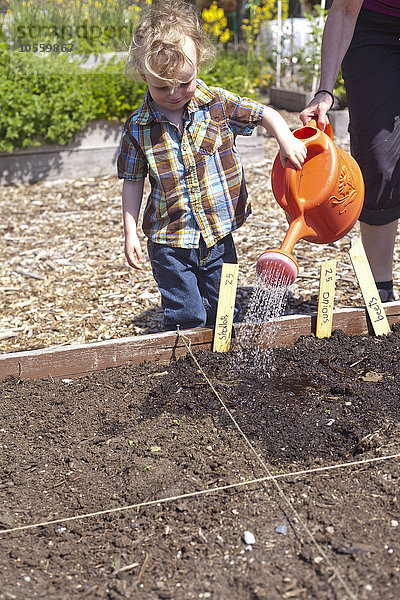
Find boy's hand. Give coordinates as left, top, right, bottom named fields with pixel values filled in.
left=125, top=230, right=143, bottom=270
left=279, top=134, right=307, bottom=170
left=259, top=107, right=307, bottom=170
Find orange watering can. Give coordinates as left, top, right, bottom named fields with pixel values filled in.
left=256, top=119, right=364, bottom=284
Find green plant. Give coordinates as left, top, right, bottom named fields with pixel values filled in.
left=242, top=0, right=289, bottom=52
left=293, top=6, right=327, bottom=92
left=0, top=16, right=6, bottom=48
left=0, top=50, right=145, bottom=152
left=200, top=46, right=263, bottom=98
left=280, top=6, right=347, bottom=105
left=85, top=56, right=146, bottom=119
left=6, top=0, right=139, bottom=54
left=0, top=49, right=96, bottom=152
left=0, top=42, right=267, bottom=152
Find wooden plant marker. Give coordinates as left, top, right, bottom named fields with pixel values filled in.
left=316, top=259, right=337, bottom=338
left=349, top=238, right=390, bottom=336
left=213, top=263, right=239, bottom=352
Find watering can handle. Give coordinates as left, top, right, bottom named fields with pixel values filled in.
left=284, top=114, right=335, bottom=208
left=284, top=126, right=332, bottom=214
left=308, top=117, right=333, bottom=140
left=280, top=120, right=336, bottom=247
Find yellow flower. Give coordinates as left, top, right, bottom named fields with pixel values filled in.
left=219, top=29, right=230, bottom=44
left=202, top=2, right=231, bottom=45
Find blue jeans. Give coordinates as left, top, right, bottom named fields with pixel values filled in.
left=147, top=234, right=240, bottom=331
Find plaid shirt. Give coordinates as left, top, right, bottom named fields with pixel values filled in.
left=117, top=79, right=264, bottom=248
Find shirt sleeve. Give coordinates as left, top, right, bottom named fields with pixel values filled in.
left=214, top=87, right=265, bottom=136
left=117, top=122, right=148, bottom=181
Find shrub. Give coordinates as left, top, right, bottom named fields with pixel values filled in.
left=85, top=58, right=146, bottom=120
left=0, top=50, right=93, bottom=151
left=6, top=0, right=138, bottom=54
left=0, top=51, right=144, bottom=152
left=201, top=46, right=264, bottom=98
left=0, top=46, right=264, bottom=152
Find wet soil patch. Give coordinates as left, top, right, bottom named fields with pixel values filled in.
left=0, top=327, right=399, bottom=599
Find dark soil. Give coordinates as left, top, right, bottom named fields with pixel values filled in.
left=0, top=327, right=399, bottom=600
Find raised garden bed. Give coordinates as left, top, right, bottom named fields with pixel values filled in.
left=0, top=121, right=265, bottom=185
left=269, top=87, right=315, bottom=112
left=0, top=121, right=122, bottom=185
left=1, top=303, right=400, bottom=381
left=0, top=305, right=399, bottom=599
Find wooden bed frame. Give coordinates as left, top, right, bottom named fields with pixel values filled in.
left=1, top=302, right=400, bottom=381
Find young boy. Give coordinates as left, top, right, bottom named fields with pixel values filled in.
left=117, top=1, right=306, bottom=331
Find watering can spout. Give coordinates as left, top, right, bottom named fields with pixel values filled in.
left=279, top=216, right=316, bottom=255
left=256, top=249, right=299, bottom=285
left=257, top=118, right=364, bottom=285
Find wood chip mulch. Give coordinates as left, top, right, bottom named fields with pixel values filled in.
left=2, top=129, right=399, bottom=355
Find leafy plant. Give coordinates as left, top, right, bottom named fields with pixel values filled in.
left=242, top=0, right=289, bottom=52
left=5, top=0, right=139, bottom=53
left=0, top=49, right=95, bottom=151
left=277, top=6, right=347, bottom=105
left=85, top=56, right=146, bottom=120
left=0, top=50, right=144, bottom=152
left=0, top=42, right=268, bottom=153
left=201, top=46, right=264, bottom=98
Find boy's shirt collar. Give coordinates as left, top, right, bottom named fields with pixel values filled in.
left=135, top=79, right=214, bottom=125
left=188, top=79, right=214, bottom=110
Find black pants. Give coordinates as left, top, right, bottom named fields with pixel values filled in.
left=342, top=7, right=400, bottom=225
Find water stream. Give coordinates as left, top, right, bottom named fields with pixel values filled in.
left=235, top=262, right=292, bottom=376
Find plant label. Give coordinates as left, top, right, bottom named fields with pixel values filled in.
left=213, top=263, right=239, bottom=352
left=349, top=239, right=390, bottom=336
left=316, top=259, right=337, bottom=338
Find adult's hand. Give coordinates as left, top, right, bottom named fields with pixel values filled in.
left=299, top=91, right=333, bottom=130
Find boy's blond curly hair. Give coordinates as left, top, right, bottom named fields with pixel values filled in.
left=126, top=1, right=215, bottom=87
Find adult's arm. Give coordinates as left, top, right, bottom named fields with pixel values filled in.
left=300, top=0, right=363, bottom=128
